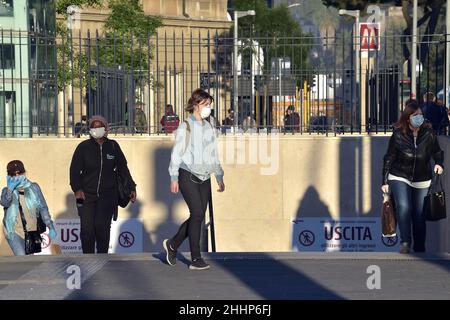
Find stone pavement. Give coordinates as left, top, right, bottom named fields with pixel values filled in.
left=0, top=252, right=449, bottom=300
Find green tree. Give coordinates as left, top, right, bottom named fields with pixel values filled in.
left=322, top=0, right=446, bottom=64
left=232, top=0, right=312, bottom=85
left=56, top=0, right=162, bottom=92
left=56, top=0, right=102, bottom=14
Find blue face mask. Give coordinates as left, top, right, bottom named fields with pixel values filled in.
left=411, top=114, right=424, bottom=128
left=15, top=175, right=28, bottom=188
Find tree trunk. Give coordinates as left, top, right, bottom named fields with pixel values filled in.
left=419, top=3, right=442, bottom=64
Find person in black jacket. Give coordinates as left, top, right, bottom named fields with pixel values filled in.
left=382, top=99, right=444, bottom=254
left=284, top=105, right=300, bottom=133
left=70, top=115, right=137, bottom=254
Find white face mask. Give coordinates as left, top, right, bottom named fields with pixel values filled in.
left=200, top=106, right=212, bottom=119
left=90, top=127, right=106, bottom=139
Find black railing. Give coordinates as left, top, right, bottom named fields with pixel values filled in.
left=0, top=29, right=448, bottom=137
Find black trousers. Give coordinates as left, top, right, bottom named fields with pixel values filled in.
left=171, top=168, right=211, bottom=260
left=78, top=190, right=118, bottom=254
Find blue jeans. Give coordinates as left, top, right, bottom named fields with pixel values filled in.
left=6, top=232, right=26, bottom=256
left=389, top=180, right=428, bottom=252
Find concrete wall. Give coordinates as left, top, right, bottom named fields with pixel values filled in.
left=1, top=135, right=449, bottom=255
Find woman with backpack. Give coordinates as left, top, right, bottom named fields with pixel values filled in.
left=164, top=89, right=225, bottom=270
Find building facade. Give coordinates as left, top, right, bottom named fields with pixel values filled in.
left=0, top=0, right=56, bottom=137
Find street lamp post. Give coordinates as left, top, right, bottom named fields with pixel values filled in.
left=277, top=3, right=301, bottom=127
left=233, top=10, right=255, bottom=127
left=411, top=0, right=418, bottom=98
left=279, top=58, right=282, bottom=125
left=445, top=0, right=449, bottom=106
left=339, top=9, right=360, bottom=127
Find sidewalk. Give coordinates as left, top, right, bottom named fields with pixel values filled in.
left=0, top=252, right=449, bottom=300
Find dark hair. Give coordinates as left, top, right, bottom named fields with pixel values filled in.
left=423, top=92, right=435, bottom=103
left=185, top=89, right=214, bottom=114
left=7, top=160, right=26, bottom=176
left=394, top=99, right=431, bottom=134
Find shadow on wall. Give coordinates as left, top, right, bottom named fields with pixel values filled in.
left=292, top=186, right=332, bottom=251
left=336, top=137, right=388, bottom=218
left=148, top=146, right=188, bottom=252
left=57, top=194, right=78, bottom=219
left=428, top=136, right=450, bottom=252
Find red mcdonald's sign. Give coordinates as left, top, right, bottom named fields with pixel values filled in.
left=360, top=23, right=380, bottom=51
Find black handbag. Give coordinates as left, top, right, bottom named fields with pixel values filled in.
left=424, top=174, right=447, bottom=221
left=112, top=141, right=133, bottom=209
left=37, top=215, right=47, bottom=234
left=24, top=231, right=43, bottom=254
left=19, top=201, right=42, bottom=255
left=117, top=172, right=133, bottom=208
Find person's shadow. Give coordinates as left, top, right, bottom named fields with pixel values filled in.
left=151, top=147, right=190, bottom=265
left=292, top=186, right=332, bottom=251
left=58, top=193, right=78, bottom=218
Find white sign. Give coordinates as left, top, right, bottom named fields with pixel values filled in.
left=292, top=218, right=400, bottom=252
left=36, top=219, right=143, bottom=255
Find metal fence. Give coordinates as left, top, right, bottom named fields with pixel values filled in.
left=0, top=28, right=449, bottom=137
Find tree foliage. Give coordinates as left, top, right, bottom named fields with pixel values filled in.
left=56, top=0, right=162, bottom=92
left=232, top=0, right=312, bottom=84
left=322, top=0, right=446, bottom=63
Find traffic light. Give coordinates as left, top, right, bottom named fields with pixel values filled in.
left=311, top=75, right=316, bottom=89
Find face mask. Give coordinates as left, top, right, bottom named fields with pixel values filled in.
left=410, top=114, right=424, bottom=128
left=90, top=127, right=106, bottom=139
left=200, top=106, right=212, bottom=119
left=15, top=175, right=28, bottom=188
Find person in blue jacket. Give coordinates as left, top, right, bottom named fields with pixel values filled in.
left=1, top=160, right=57, bottom=255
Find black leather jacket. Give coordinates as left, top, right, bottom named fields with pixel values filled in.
left=382, top=127, right=444, bottom=185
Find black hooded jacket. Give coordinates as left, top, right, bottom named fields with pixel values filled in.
left=382, top=127, right=444, bottom=185
left=70, top=137, right=136, bottom=196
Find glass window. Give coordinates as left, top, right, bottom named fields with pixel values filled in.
left=0, top=44, right=15, bottom=69
left=0, top=0, right=13, bottom=17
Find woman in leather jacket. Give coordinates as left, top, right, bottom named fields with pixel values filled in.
left=382, top=99, right=444, bottom=253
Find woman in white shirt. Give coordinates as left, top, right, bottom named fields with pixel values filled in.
left=164, top=89, right=225, bottom=270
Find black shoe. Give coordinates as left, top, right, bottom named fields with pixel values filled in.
left=189, top=258, right=210, bottom=270
left=163, top=239, right=177, bottom=266
left=399, top=242, right=410, bottom=254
